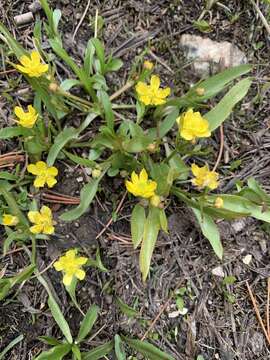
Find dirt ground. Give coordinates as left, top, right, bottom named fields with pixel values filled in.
left=1, top=0, right=270, bottom=359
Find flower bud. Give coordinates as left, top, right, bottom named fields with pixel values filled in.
left=214, top=197, right=223, bottom=208
left=92, top=168, right=101, bottom=178
left=49, top=82, right=59, bottom=92
left=143, top=60, right=154, bottom=70
left=147, top=143, right=157, bottom=153
left=150, top=195, right=161, bottom=207
left=195, top=87, right=205, bottom=96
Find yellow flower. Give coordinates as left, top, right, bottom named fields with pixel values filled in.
left=136, top=75, right=170, bottom=106
left=150, top=195, right=161, bottom=207
left=125, top=168, right=157, bottom=198
left=14, top=105, right=38, bottom=128
left=143, top=60, right=154, bottom=70
left=27, top=161, right=58, bottom=188
left=176, top=109, right=211, bottom=141
left=2, top=214, right=19, bottom=226
left=28, top=206, right=55, bottom=234
left=54, top=249, right=88, bottom=286
left=191, top=164, right=219, bottom=190
left=16, top=51, right=48, bottom=77
left=214, top=197, right=224, bottom=208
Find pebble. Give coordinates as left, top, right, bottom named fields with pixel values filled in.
left=28, top=1, right=42, bottom=13
left=242, top=254, right=252, bottom=265
left=212, top=266, right=225, bottom=278
left=180, top=34, right=247, bottom=77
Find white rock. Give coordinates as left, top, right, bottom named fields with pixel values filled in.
left=242, top=254, right=252, bottom=265
left=232, top=219, right=246, bottom=233
left=180, top=34, right=247, bottom=77
left=211, top=266, right=225, bottom=277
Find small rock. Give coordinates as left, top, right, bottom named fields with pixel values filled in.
left=231, top=219, right=246, bottom=233
left=251, top=332, right=264, bottom=353
left=242, top=254, right=252, bottom=265
left=29, top=1, right=42, bottom=13
left=180, top=34, right=247, bottom=77
left=212, top=266, right=225, bottom=278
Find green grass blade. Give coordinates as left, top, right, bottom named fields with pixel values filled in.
left=0, top=334, right=24, bottom=360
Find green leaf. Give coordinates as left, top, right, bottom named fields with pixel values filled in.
left=247, top=178, right=270, bottom=204
left=0, top=171, right=18, bottom=181
left=139, top=207, right=161, bottom=281
left=192, top=208, right=223, bottom=259
left=98, top=90, right=114, bottom=130
left=38, top=336, right=61, bottom=346
left=60, top=79, right=81, bottom=91
left=34, top=344, right=71, bottom=360
left=131, top=204, right=146, bottom=249
left=3, top=231, right=28, bottom=256
left=84, top=39, right=95, bottom=75
left=123, top=338, right=174, bottom=360
left=114, top=335, right=126, bottom=360
left=87, top=247, right=108, bottom=272
left=49, top=39, right=93, bottom=95
left=184, top=64, right=252, bottom=103
left=209, top=194, right=270, bottom=223
left=0, top=334, right=24, bottom=360
left=59, top=177, right=100, bottom=221
left=159, top=107, right=179, bottom=138
left=81, top=341, right=114, bottom=360
left=76, top=305, right=99, bottom=343
left=0, top=264, right=35, bottom=301
left=106, top=58, right=123, bottom=72
left=47, top=127, right=78, bottom=166
left=165, top=144, right=189, bottom=181
left=72, top=345, right=81, bottom=360
left=63, top=150, right=96, bottom=168
left=91, top=38, right=106, bottom=74
left=0, top=127, right=32, bottom=139
left=222, top=276, right=236, bottom=286
left=116, top=297, right=138, bottom=318
left=48, top=295, right=73, bottom=343
left=47, top=112, right=98, bottom=166
left=205, top=78, right=252, bottom=131
left=159, top=209, right=168, bottom=233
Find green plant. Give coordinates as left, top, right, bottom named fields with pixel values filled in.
left=0, top=0, right=270, bottom=289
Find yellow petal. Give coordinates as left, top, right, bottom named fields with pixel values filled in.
left=75, top=269, right=86, bottom=280
left=40, top=206, right=52, bottom=218
left=76, top=256, right=88, bottom=265
left=43, top=224, right=55, bottom=234
left=139, top=95, right=152, bottom=105
left=47, top=166, right=58, bottom=176
left=14, top=106, right=25, bottom=119
left=31, top=51, right=41, bottom=64
left=191, top=164, right=200, bottom=177
left=139, top=168, right=148, bottom=182
left=30, top=224, right=43, bottom=234
left=46, top=176, right=57, bottom=188
left=34, top=176, right=46, bottom=188
left=36, top=161, right=47, bottom=171
left=136, top=82, right=149, bottom=95
left=66, top=249, right=77, bottom=259
left=54, top=260, right=64, bottom=271
left=27, top=164, right=38, bottom=175
left=125, top=180, right=136, bottom=194
left=131, top=171, right=139, bottom=184
left=63, top=274, right=73, bottom=286
left=28, top=211, right=40, bottom=223
left=16, top=64, right=30, bottom=74
left=19, top=55, right=31, bottom=67
left=27, top=105, right=36, bottom=116
left=150, top=75, right=160, bottom=90
left=180, top=129, right=194, bottom=141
